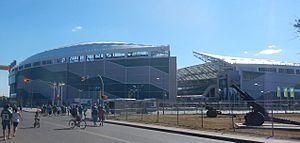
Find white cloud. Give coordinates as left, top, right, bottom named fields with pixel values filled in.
left=71, top=26, right=82, bottom=32
left=254, top=45, right=282, bottom=56
left=256, top=48, right=282, bottom=55
left=243, top=51, right=248, bottom=54
left=267, top=45, right=276, bottom=49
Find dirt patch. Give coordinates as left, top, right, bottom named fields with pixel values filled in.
left=110, top=113, right=300, bottom=140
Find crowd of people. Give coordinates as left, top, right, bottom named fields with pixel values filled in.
left=0, top=103, right=108, bottom=141
left=67, top=104, right=106, bottom=126
left=1, top=104, right=106, bottom=140
left=41, top=104, right=78, bottom=117
left=91, top=104, right=106, bottom=126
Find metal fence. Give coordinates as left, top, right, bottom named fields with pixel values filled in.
left=106, top=99, right=300, bottom=138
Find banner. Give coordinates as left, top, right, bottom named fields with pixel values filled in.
left=277, top=86, right=281, bottom=97
left=284, top=87, right=288, bottom=97
left=290, top=87, right=295, bottom=98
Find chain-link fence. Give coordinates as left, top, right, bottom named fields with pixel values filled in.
left=106, top=99, right=300, bottom=139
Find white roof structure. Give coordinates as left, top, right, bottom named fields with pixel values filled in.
left=18, top=42, right=169, bottom=66
left=194, top=52, right=300, bottom=67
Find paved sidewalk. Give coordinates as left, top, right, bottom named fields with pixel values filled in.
left=105, top=120, right=299, bottom=143
left=236, top=123, right=300, bottom=131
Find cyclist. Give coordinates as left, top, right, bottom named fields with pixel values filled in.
left=1, top=104, right=13, bottom=140
left=75, top=114, right=82, bottom=123
left=71, top=106, right=82, bottom=124
left=70, top=106, right=78, bottom=118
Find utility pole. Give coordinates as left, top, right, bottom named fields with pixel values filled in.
left=97, top=75, right=104, bottom=106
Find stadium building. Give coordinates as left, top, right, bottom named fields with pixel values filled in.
left=9, top=42, right=177, bottom=106
left=177, top=52, right=300, bottom=101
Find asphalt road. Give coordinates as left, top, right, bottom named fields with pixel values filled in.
left=0, top=112, right=232, bottom=143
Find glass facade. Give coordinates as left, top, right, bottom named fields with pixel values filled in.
left=9, top=43, right=176, bottom=106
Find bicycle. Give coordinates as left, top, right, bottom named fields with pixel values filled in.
left=68, top=118, right=87, bottom=129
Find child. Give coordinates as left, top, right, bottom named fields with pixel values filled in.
left=34, top=111, right=40, bottom=128
left=12, top=108, right=23, bottom=137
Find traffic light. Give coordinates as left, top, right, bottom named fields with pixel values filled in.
left=23, top=78, right=32, bottom=84
left=56, top=95, right=61, bottom=101
left=97, top=91, right=108, bottom=100
left=101, top=95, right=108, bottom=100
left=80, top=76, right=89, bottom=81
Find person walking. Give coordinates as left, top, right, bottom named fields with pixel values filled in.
left=42, top=105, right=47, bottom=115
left=53, top=105, right=57, bottom=116
left=83, top=107, right=87, bottom=119
left=57, top=106, right=61, bottom=116
left=47, top=105, right=53, bottom=117
left=98, top=106, right=106, bottom=126
left=61, top=105, right=66, bottom=116
left=1, top=104, right=13, bottom=140
left=12, top=108, right=23, bottom=137
left=91, top=105, right=98, bottom=126
left=78, top=105, right=83, bottom=118
left=67, top=106, right=70, bottom=116
left=18, top=104, right=22, bottom=112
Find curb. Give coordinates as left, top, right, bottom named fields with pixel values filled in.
left=105, top=120, right=263, bottom=143
left=22, top=108, right=39, bottom=113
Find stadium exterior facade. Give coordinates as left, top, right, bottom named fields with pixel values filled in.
left=177, top=52, right=300, bottom=101
left=9, top=42, right=177, bottom=106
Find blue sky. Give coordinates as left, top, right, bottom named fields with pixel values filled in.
left=0, top=0, right=300, bottom=96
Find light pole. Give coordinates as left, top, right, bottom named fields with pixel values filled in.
left=97, top=75, right=104, bottom=105
left=48, top=82, right=57, bottom=106
left=79, top=75, right=89, bottom=104
left=156, top=77, right=165, bottom=114
left=163, top=91, right=167, bottom=115
left=58, top=82, right=65, bottom=105
left=78, top=89, right=83, bottom=104
left=23, top=77, right=32, bottom=107
left=254, top=82, right=265, bottom=106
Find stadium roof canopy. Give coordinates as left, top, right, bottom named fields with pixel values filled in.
left=19, top=42, right=169, bottom=65
left=193, top=51, right=300, bottom=67
left=177, top=62, right=218, bottom=81
left=178, top=51, right=300, bottom=82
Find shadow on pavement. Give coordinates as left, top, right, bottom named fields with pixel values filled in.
left=0, top=139, right=8, bottom=142
left=20, top=127, right=35, bottom=129
left=53, top=127, right=73, bottom=131
left=86, top=125, right=101, bottom=128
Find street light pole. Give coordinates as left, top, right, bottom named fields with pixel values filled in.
left=97, top=75, right=104, bottom=105
left=48, top=82, right=57, bottom=106
left=58, top=82, right=65, bottom=105
left=254, top=82, right=265, bottom=106
left=53, top=83, right=57, bottom=106
left=78, top=89, right=82, bottom=104
left=163, top=91, right=167, bottom=115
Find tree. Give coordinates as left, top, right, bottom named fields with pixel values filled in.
left=294, top=19, right=300, bottom=35
left=295, top=19, right=300, bottom=55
